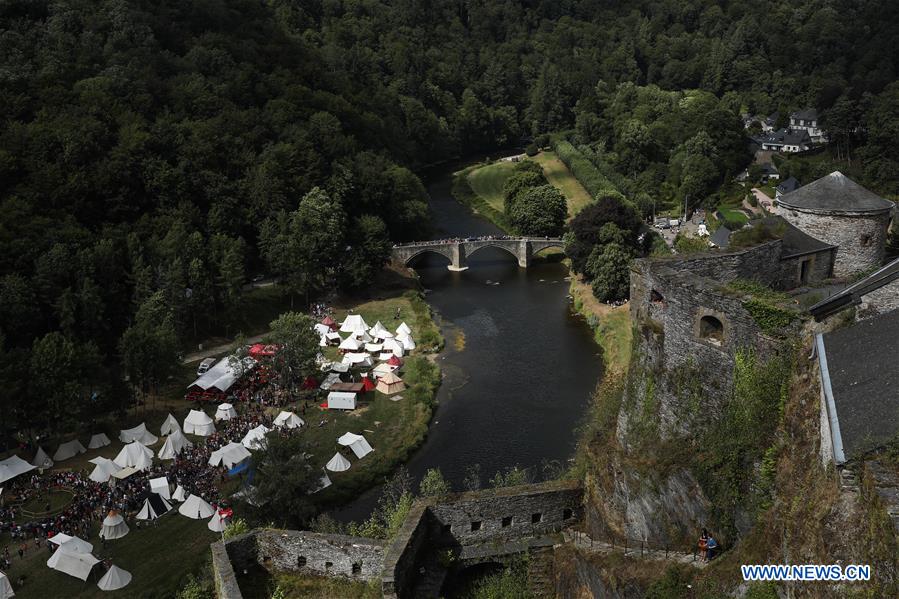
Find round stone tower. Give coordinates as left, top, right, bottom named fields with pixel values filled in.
left=777, top=171, right=894, bottom=277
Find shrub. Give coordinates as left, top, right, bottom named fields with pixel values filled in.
left=525, top=142, right=539, bottom=156
left=553, top=140, right=627, bottom=204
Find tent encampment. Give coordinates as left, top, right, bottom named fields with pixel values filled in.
left=382, top=338, right=405, bottom=357
left=97, top=565, right=132, bottom=591
left=325, top=452, right=351, bottom=472
left=241, top=425, right=270, bottom=450
left=178, top=494, right=215, bottom=519
left=273, top=411, right=304, bottom=429
left=372, top=362, right=396, bottom=377
left=136, top=493, right=172, bottom=521
left=172, top=485, right=187, bottom=502
left=327, top=392, right=357, bottom=410
left=369, top=321, right=392, bottom=339
left=47, top=548, right=99, bottom=581
left=186, top=356, right=254, bottom=398
left=31, top=446, right=53, bottom=469
left=396, top=333, right=416, bottom=351
left=214, top=403, right=238, bottom=421
left=396, top=322, right=412, bottom=336
left=158, top=429, right=193, bottom=460
left=160, top=413, right=180, bottom=436
left=99, top=511, right=129, bottom=540
left=53, top=440, right=87, bottom=462
left=375, top=371, right=405, bottom=395
left=364, top=343, right=383, bottom=353
left=119, top=423, right=157, bottom=445
left=88, top=458, right=119, bottom=483
left=208, top=442, right=251, bottom=468
left=183, top=410, right=216, bottom=436
left=149, top=476, right=171, bottom=500
left=338, top=336, right=361, bottom=351
left=113, top=442, right=153, bottom=470
left=337, top=432, right=373, bottom=459
left=0, top=571, right=13, bottom=599
left=207, top=512, right=230, bottom=533
left=339, top=314, right=369, bottom=333
left=0, top=455, right=36, bottom=485
left=87, top=433, right=111, bottom=449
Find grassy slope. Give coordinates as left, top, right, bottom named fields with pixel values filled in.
left=568, top=277, right=632, bottom=376
left=531, top=151, right=594, bottom=217
left=465, top=160, right=517, bottom=214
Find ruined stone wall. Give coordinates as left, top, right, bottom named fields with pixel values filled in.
left=778, top=248, right=835, bottom=288
left=780, top=208, right=890, bottom=277
left=859, top=279, right=899, bottom=320
left=647, top=240, right=785, bottom=287
left=381, top=503, right=431, bottom=599
left=255, top=530, right=385, bottom=581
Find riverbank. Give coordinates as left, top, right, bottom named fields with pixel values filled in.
left=568, top=276, right=632, bottom=376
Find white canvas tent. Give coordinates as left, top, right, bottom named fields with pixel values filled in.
left=273, top=411, right=304, bottom=429
left=172, top=485, right=187, bottom=502
left=207, top=512, right=230, bottom=533
left=396, top=322, right=412, bottom=336
left=48, top=534, right=93, bottom=553
left=47, top=549, right=99, bottom=581
left=376, top=371, right=406, bottom=395
left=158, top=429, right=193, bottom=460
left=31, top=446, right=53, bottom=469
left=396, top=333, right=416, bottom=351
left=364, top=342, right=383, bottom=353
left=160, top=413, right=180, bottom=436
left=339, top=314, right=368, bottom=333
left=342, top=351, right=372, bottom=365
left=149, top=476, right=171, bottom=500
left=88, top=458, right=120, bottom=483
left=329, top=361, right=350, bottom=373
left=183, top=410, right=216, bottom=436
left=241, top=425, right=270, bottom=450
left=327, top=392, right=357, bottom=410
left=0, top=455, right=36, bottom=485
left=187, top=356, right=254, bottom=395
left=312, top=471, right=332, bottom=494
left=178, top=494, right=215, bottom=519
left=53, top=440, right=86, bottom=462
left=369, top=321, right=392, bottom=339
left=113, top=442, right=153, bottom=470
left=0, top=571, right=12, bottom=599
left=337, top=432, right=373, bottom=459
left=136, top=494, right=172, bottom=521
left=112, top=466, right=140, bottom=481
left=214, top=403, right=238, bottom=421
left=382, top=338, right=405, bottom=357
left=99, top=511, right=129, bottom=540
left=119, top=423, right=157, bottom=445
left=372, top=362, right=397, bottom=377
left=208, top=442, right=251, bottom=468
left=325, top=331, right=342, bottom=343
left=338, top=336, right=361, bottom=351
left=97, top=565, right=132, bottom=591
left=87, top=433, right=111, bottom=449
left=325, top=452, right=351, bottom=472
left=314, top=323, right=331, bottom=337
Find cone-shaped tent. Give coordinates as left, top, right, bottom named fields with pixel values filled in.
left=207, top=512, right=230, bottom=532
left=382, top=338, right=404, bottom=357
left=386, top=354, right=403, bottom=367
left=214, top=403, right=238, bottom=421
left=322, top=315, right=338, bottom=330
left=31, top=446, right=53, bottom=469
left=273, top=411, right=304, bottom=429
left=0, top=571, right=12, bottom=599
left=158, top=429, right=193, bottom=460
left=88, top=458, right=119, bottom=483
left=97, top=565, right=132, bottom=591
left=99, top=511, right=129, bottom=540
left=325, top=452, right=351, bottom=472
left=338, top=335, right=361, bottom=351
left=172, top=485, right=187, bottom=502
left=183, top=410, right=215, bottom=436
left=53, top=440, right=86, bottom=462
left=241, top=425, right=270, bottom=450
left=87, top=433, right=111, bottom=449
left=375, top=371, right=405, bottom=395
left=178, top=494, right=215, bottom=519
left=113, top=442, right=153, bottom=470
left=361, top=376, right=376, bottom=392
left=396, top=321, right=412, bottom=336
left=160, top=413, right=180, bottom=436
left=396, top=333, right=416, bottom=351
left=337, top=432, right=374, bottom=459
left=339, top=314, right=368, bottom=333
left=119, top=423, right=158, bottom=445
left=136, top=493, right=172, bottom=520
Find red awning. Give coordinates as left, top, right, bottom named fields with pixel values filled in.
left=387, top=355, right=403, bottom=367
left=321, top=315, right=338, bottom=330
left=362, top=377, right=376, bottom=392
left=249, top=344, right=278, bottom=358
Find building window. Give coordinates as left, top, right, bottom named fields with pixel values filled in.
left=325, top=562, right=333, bottom=571
left=650, top=289, right=665, bottom=304
left=297, top=556, right=307, bottom=568
left=861, top=234, right=872, bottom=247
left=563, top=508, right=573, bottom=520
left=502, top=516, right=513, bottom=528
left=471, top=521, right=482, bottom=532
left=531, top=513, right=543, bottom=524
left=352, top=563, right=362, bottom=575
left=698, top=315, right=724, bottom=345
left=441, top=524, right=452, bottom=534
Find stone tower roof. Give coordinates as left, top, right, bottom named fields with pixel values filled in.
left=777, top=171, right=893, bottom=214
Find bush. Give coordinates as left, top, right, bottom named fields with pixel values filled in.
left=525, top=142, right=539, bottom=156
left=553, top=139, right=626, bottom=203
left=674, top=234, right=708, bottom=254
left=502, top=169, right=546, bottom=214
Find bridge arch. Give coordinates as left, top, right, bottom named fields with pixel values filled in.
left=399, top=246, right=454, bottom=267
left=531, top=241, right=565, bottom=256
left=464, top=243, right=521, bottom=263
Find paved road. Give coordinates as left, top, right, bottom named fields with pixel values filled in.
left=181, top=332, right=268, bottom=365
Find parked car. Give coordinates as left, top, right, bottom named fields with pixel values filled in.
left=196, top=357, right=216, bottom=376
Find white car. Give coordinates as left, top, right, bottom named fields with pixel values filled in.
left=196, top=357, right=216, bottom=376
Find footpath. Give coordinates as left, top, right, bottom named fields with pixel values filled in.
left=563, top=530, right=708, bottom=568
left=181, top=332, right=267, bottom=364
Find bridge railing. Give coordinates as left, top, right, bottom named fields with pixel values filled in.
left=570, top=529, right=700, bottom=562
left=393, top=236, right=562, bottom=248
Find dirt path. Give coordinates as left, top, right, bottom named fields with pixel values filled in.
left=181, top=332, right=267, bottom=364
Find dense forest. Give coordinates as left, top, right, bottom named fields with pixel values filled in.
left=1, top=0, right=898, bottom=436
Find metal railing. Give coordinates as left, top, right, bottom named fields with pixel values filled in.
left=570, top=529, right=699, bottom=562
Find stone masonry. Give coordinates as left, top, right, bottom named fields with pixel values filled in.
left=392, top=237, right=564, bottom=270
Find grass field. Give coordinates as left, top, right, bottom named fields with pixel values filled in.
left=717, top=206, right=750, bottom=225
left=569, top=277, right=632, bottom=375
left=530, top=151, right=594, bottom=216
left=465, top=160, right=517, bottom=213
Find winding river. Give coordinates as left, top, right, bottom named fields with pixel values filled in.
left=334, top=162, right=603, bottom=521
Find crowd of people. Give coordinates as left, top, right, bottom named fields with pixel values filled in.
left=393, top=234, right=558, bottom=247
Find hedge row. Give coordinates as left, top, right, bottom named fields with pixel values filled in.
left=553, top=139, right=627, bottom=204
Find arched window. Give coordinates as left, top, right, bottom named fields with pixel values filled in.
left=699, top=315, right=724, bottom=345
left=650, top=289, right=665, bottom=303
left=297, top=556, right=307, bottom=568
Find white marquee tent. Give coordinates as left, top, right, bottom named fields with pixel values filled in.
left=382, top=338, right=405, bottom=357
left=97, top=565, right=132, bottom=591
left=340, top=314, right=369, bottom=333
left=342, top=351, right=372, bottom=365
left=47, top=549, right=99, bottom=581
left=396, top=322, right=412, bottom=336
left=273, top=411, right=304, bottom=429
left=53, top=440, right=87, bottom=462
left=178, top=494, right=215, bottom=519
left=99, top=511, right=129, bottom=540
left=337, top=432, right=373, bottom=459
left=207, top=512, right=230, bottom=533
left=369, top=321, right=392, bottom=339
left=88, top=458, right=120, bottom=483
left=88, top=433, right=111, bottom=449
left=49, top=534, right=93, bottom=553
left=208, top=442, right=251, bottom=468
left=327, top=392, right=357, bottom=410
left=0, top=571, right=12, bottom=599
left=172, top=485, right=187, bottom=502
left=119, top=423, right=158, bottom=445
left=364, top=342, right=383, bottom=353
left=183, top=410, right=216, bottom=436
left=158, top=429, right=193, bottom=460
left=372, top=362, right=396, bottom=377
left=214, top=403, right=238, bottom=421
left=136, top=494, right=172, bottom=521
left=0, top=455, right=36, bottom=485
left=338, top=336, right=361, bottom=351
left=314, top=323, right=331, bottom=337
left=113, top=442, right=153, bottom=470
left=375, top=371, right=406, bottom=395
left=160, top=413, right=181, bottom=436
left=149, top=476, right=171, bottom=500
left=31, top=446, right=53, bottom=469
left=396, top=333, right=416, bottom=351
left=241, top=425, right=271, bottom=450
left=187, top=356, right=254, bottom=395
left=325, top=452, right=351, bottom=472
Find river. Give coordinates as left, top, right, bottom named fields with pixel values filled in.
left=334, top=163, right=603, bottom=521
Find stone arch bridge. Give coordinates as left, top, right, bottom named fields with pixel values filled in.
left=392, top=237, right=564, bottom=270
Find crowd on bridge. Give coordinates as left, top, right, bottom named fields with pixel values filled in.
left=393, top=234, right=560, bottom=248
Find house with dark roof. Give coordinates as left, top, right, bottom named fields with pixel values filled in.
left=759, top=128, right=812, bottom=153
left=816, top=309, right=899, bottom=466
left=790, top=108, right=826, bottom=143
left=775, top=176, right=800, bottom=198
